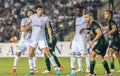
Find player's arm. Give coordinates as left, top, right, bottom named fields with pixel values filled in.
left=21, top=21, right=31, bottom=38
left=87, top=31, right=92, bottom=41
left=92, top=28, right=102, bottom=43
left=86, top=26, right=92, bottom=41
left=21, top=21, right=31, bottom=32
left=79, top=28, right=85, bottom=34
left=89, top=28, right=102, bottom=48
left=79, top=21, right=87, bottom=34
left=106, top=25, right=117, bottom=36
left=46, top=24, right=52, bottom=44
left=102, top=26, right=109, bottom=30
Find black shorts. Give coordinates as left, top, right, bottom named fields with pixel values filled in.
left=93, top=41, right=109, bottom=56
left=109, top=41, right=120, bottom=51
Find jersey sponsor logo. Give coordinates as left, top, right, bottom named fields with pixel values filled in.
left=34, top=25, right=42, bottom=27
left=95, top=49, right=100, bottom=54
left=112, top=46, right=118, bottom=50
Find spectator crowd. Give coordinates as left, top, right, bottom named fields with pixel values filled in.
left=0, top=0, right=114, bottom=42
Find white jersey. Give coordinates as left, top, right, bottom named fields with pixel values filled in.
left=20, top=17, right=31, bottom=43
left=74, top=16, right=87, bottom=40
left=29, top=14, right=49, bottom=41
left=71, top=16, right=88, bottom=54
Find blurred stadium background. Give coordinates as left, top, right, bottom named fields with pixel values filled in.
left=0, top=0, right=120, bottom=42
left=0, top=0, right=120, bottom=76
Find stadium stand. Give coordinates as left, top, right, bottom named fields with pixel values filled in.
left=0, top=0, right=119, bottom=42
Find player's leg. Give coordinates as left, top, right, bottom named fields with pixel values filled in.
left=42, top=53, right=52, bottom=73
left=42, top=45, right=63, bottom=73
left=67, top=41, right=77, bottom=76
left=87, top=51, right=97, bottom=76
left=76, top=53, right=82, bottom=72
left=67, top=52, right=76, bottom=76
left=114, top=51, right=120, bottom=65
left=108, top=41, right=120, bottom=72
left=43, top=47, right=60, bottom=75
left=108, top=48, right=116, bottom=72
left=83, top=35, right=90, bottom=73
left=98, top=55, right=111, bottom=76
left=33, top=53, right=38, bottom=73
left=11, top=52, right=22, bottom=73
left=82, top=38, right=90, bottom=73
left=113, top=42, right=120, bottom=72
left=51, top=39, right=63, bottom=70
left=11, top=43, right=26, bottom=73
left=39, top=40, right=60, bottom=75
left=27, top=42, right=37, bottom=75
left=115, top=51, right=120, bottom=72
left=98, top=42, right=111, bottom=76
left=85, top=53, right=90, bottom=73
left=52, top=53, right=63, bottom=70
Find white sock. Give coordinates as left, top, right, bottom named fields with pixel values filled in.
left=77, top=57, right=82, bottom=70
left=13, top=55, right=20, bottom=69
left=33, top=57, right=37, bottom=68
left=85, top=54, right=90, bottom=69
left=28, top=57, right=34, bottom=71
left=49, top=55, right=57, bottom=68
left=71, top=53, right=76, bottom=71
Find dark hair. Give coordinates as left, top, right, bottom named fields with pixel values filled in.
left=101, top=21, right=108, bottom=26
left=27, top=9, right=34, bottom=14
left=75, top=4, right=84, bottom=9
left=105, top=10, right=113, bottom=17
left=35, top=5, right=43, bottom=9
left=84, top=10, right=93, bottom=17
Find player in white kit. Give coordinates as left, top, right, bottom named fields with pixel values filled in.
left=26, top=5, right=60, bottom=75
left=67, top=5, right=90, bottom=76
left=11, top=9, right=38, bottom=73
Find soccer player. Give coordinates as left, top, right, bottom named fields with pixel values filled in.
left=42, top=22, right=63, bottom=73
left=67, top=5, right=90, bottom=76
left=11, top=9, right=38, bottom=73
left=84, top=11, right=111, bottom=76
left=104, top=10, right=120, bottom=72
left=26, top=5, right=60, bottom=75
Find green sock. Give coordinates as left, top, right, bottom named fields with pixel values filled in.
left=110, top=62, right=114, bottom=69
left=52, top=53, right=61, bottom=67
left=90, top=60, right=96, bottom=74
left=45, top=57, right=51, bottom=71
left=102, top=60, right=110, bottom=73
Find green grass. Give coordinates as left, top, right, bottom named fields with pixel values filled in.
left=0, top=57, right=120, bottom=76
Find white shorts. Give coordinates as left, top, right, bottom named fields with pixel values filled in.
left=17, top=41, right=30, bottom=52
left=71, top=37, right=88, bottom=55
left=30, top=39, right=48, bottom=49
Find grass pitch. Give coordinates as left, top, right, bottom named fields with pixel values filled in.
left=0, top=57, right=120, bottom=76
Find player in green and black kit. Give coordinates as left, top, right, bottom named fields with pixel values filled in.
left=104, top=10, right=120, bottom=72
left=84, top=11, right=111, bottom=76
left=42, top=22, right=63, bottom=73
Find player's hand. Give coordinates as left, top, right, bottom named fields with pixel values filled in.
left=23, top=32, right=27, bottom=39
left=49, top=38, right=52, bottom=44
left=79, top=28, right=85, bottom=34
left=89, top=41, right=94, bottom=49
left=105, top=33, right=110, bottom=37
